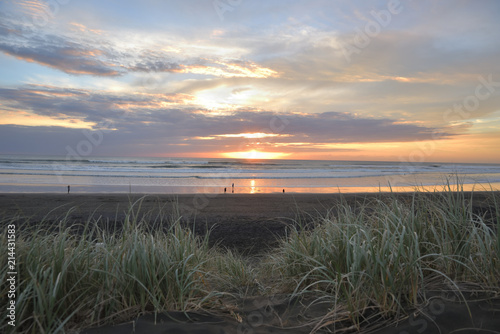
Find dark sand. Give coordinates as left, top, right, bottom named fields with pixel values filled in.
left=80, top=292, right=500, bottom=334
left=1, top=192, right=499, bottom=333
left=0, top=192, right=388, bottom=254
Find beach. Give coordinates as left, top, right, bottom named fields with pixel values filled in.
left=3, top=191, right=497, bottom=254
left=2, top=155, right=500, bottom=195
left=2, top=191, right=500, bottom=333
left=1, top=192, right=367, bottom=255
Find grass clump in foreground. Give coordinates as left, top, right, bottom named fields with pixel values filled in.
left=0, top=198, right=248, bottom=334
left=1, top=187, right=499, bottom=333
left=271, top=187, right=500, bottom=332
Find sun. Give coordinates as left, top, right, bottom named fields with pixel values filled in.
left=223, top=150, right=288, bottom=159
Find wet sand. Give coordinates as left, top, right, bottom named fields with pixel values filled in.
left=2, top=192, right=499, bottom=333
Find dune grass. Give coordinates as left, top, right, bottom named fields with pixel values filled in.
left=270, top=187, right=500, bottom=332
left=0, top=198, right=235, bottom=333
left=1, top=187, right=499, bottom=333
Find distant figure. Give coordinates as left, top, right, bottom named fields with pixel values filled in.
left=232, top=183, right=234, bottom=193
left=224, top=187, right=227, bottom=193
left=283, top=189, right=285, bottom=193
left=67, top=185, right=70, bottom=194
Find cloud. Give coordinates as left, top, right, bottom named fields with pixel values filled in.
left=0, top=84, right=454, bottom=156
left=0, top=18, right=278, bottom=79
left=0, top=85, right=197, bottom=125
left=1, top=1, right=498, bottom=161
left=0, top=124, right=89, bottom=155
left=201, top=110, right=448, bottom=144
left=129, top=59, right=182, bottom=73
left=0, top=20, right=124, bottom=76
left=69, top=22, right=103, bottom=35
left=6, top=0, right=50, bottom=18
left=0, top=41, right=123, bottom=76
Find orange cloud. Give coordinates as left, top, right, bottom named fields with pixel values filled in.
left=0, top=110, right=95, bottom=129
left=179, top=61, right=278, bottom=78
left=69, top=22, right=103, bottom=35
left=215, top=133, right=289, bottom=139
left=15, top=0, right=49, bottom=17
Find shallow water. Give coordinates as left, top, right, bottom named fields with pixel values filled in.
left=1, top=155, right=499, bottom=193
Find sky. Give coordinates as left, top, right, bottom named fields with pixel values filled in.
left=0, top=0, right=499, bottom=163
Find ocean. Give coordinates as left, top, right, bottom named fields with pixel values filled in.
left=0, top=155, right=499, bottom=194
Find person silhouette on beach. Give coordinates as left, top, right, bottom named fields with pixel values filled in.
left=224, top=187, right=227, bottom=193
left=232, top=183, right=234, bottom=193
left=283, top=189, right=285, bottom=193
left=67, top=185, right=70, bottom=194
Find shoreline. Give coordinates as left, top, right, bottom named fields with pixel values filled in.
left=1, top=181, right=499, bottom=194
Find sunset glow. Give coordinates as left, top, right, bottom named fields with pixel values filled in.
left=216, top=133, right=285, bottom=139
left=0, top=111, right=96, bottom=129
left=223, top=150, right=289, bottom=160
left=0, top=1, right=499, bottom=162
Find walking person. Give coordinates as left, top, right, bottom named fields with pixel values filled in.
left=67, top=185, right=70, bottom=194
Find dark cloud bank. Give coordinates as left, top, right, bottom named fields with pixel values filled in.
left=0, top=85, right=451, bottom=156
